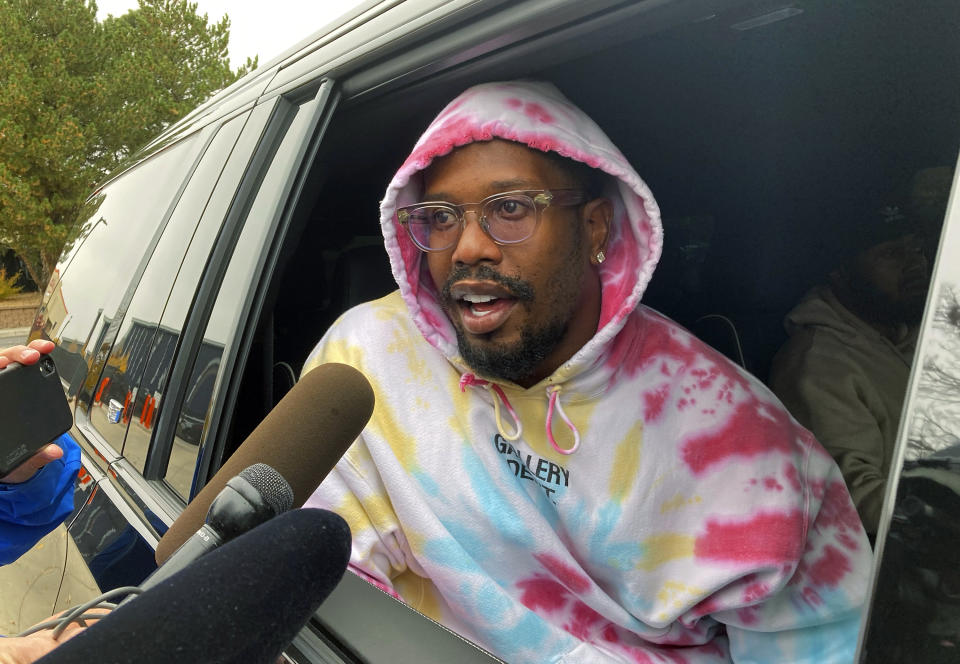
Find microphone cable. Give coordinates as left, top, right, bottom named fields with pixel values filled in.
left=14, top=586, right=142, bottom=640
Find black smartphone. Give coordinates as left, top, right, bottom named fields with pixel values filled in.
left=0, top=354, right=74, bottom=478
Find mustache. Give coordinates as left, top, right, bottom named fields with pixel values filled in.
left=441, top=264, right=535, bottom=302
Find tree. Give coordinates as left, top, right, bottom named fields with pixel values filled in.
left=0, top=0, right=256, bottom=288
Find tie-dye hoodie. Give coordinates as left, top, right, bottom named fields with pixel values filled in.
left=304, top=81, right=871, bottom=663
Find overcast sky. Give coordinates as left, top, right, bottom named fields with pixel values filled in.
left=95, top=0, right=368, bottom=70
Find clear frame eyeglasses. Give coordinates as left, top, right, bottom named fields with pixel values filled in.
left=397, top=189, right=587, bottom=253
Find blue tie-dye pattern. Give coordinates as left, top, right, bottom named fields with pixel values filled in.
left=729, top=612, right=860, bottom=663
left=423, top=536, right=483, bottom=573
left=396, top=555, right=574, bottom=662
left=788, top=584, right=854, bottom=619
left=418, top=443, right=540, bottom=582
left=567, top=499, right=641, bottom=571
left=460, top=443, right=539, bottom=546
left=413, top=469, right=441, bottom=497
left=564, top=498, right=654, bottom=617
left=470, top=581, right=565, bottom=656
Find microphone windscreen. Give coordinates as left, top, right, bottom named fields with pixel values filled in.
left=156, top=362, right=373, bottom=564
left=38, top=508, right=351, bottom=664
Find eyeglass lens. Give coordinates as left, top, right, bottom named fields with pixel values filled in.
left=406, top=194, right=539, bottom=250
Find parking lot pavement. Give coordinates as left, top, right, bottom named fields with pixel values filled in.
left=0, top=524, right=100, bottom=634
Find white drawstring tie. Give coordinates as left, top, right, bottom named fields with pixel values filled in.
left=459, top=374, right=581, bottom=455
left=545, top=385, right=580, bottom=455
left=460, top=373, right=522, bottom=441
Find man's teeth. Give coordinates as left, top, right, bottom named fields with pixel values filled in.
left=462, top=294, right=497, bottom=304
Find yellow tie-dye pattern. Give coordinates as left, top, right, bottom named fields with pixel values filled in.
left=334, top=490, right=377, bottom=535
left=372, top=291, right=405, bottom=320
left=394, top=571, right=445, bottom=623
left=358, top=487, right=397, bottom=530
left=654, top=579, right=705, bottom=623
left=343, top=441, right=375, bottom=473
left=647, top=473, right=667, bottom=495
left=659, top=494, right=703, bottom=514
left=637, top=533, right=695, bottom=572
left=404, top=528, right=428, bottom=558
left=386, top=325, right=433, bottom=384
left=609, top=421, right=644, bottom=503
left=308, top=335, right=420, bottom=472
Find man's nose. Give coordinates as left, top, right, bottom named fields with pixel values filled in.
left=450, top=210, right=501, bottom=265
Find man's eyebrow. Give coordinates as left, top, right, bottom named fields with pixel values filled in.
left=490, top=178, right=539, bottom=190
left=422, top=179, right=541, bottom=201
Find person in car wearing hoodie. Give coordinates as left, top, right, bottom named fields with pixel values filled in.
left=769, top=169, right=950, bottom=538
left=0, top=340, right=80, bottom=566
left=304, top=81, right=871, bottom=663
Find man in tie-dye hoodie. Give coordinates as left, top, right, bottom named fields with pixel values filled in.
left=304, top=80, right=871, bottom=663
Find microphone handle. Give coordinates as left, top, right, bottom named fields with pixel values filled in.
left=131, top=524, right=223, bottom=599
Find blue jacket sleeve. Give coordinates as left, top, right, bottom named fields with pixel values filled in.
left=0, top=434, right=81, bottom=565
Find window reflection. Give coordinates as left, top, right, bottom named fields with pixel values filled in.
left=168, top=97, right=325, bottom=494
left=165, top=342, right=223, bottom=498
left=864, top=185, right=960, bottom=661
left=72, top=115, right=250, bottom=495
left=906, top=283, right=960, bottom=460
left=41, top=137, right=203, bottom=409
left=769, top=167, right=952, bottom=538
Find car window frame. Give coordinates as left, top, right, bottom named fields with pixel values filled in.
left=857, top=156, right=960, bottom=660
left=149, top=79, right=340, bottom=500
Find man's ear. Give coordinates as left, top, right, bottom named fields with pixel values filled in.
left=582, top=198, right=612, bottom=265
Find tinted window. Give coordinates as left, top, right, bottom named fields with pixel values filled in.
left=83, top=114, right=247, bottom=474
left=174, top=88, right=334, bottom=496
left=43, top=134, right=205, bottom=412
left=860, top=168, right=960, bottom=661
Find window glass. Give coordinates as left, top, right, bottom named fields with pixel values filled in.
left=84, top=114, right=247, bottom=469
left=45, top=135, right=204, bottom=410
left=148, top=105, right=276, bottom=499
left=861, top=166, right=960, bottom=661
left=169, top=91, right=330, bottom=498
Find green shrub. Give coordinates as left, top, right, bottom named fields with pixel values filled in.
left=0, top=269, right=24, bottom=301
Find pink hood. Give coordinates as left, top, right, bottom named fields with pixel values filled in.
left=379, top=80, right=663, bottom=377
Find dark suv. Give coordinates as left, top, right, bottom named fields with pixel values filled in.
left=11, top=0, right=960, bottom=661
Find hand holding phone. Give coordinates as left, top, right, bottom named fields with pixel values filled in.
left=0, top=340, right=72, bottom=483
left=0, top=339, right=54, bottom=371
left=0, top=444, right=65, bottom=484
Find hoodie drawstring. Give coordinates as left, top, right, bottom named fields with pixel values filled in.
left=459, top=374, right=581, bottom=455
left=546, top=386, right=580, bottom=455
left=460, top=373, right=522, bottom=441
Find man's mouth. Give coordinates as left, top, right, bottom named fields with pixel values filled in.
left=450, top=284, right=519, bottom=335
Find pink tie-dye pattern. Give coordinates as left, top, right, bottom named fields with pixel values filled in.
left=514, top=571, right=726, bottom=663
left=694, top=511, right=805, bottom=565
left=533, top=552, right=591, bottom=593
left=681, top=401, right=797, bottom=476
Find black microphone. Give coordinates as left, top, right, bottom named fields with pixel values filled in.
left=37, top=508, right=351, bottom=664
left=157, top=363, right=374, bottom=564
left=137, top=463, right=294, bottom=594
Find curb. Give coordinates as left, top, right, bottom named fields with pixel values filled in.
left=0, top=327, right=31, bottom=341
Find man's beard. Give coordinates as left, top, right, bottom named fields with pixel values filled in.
left=454, top=314, right=569, bottom=384
left=846, top=272, right=927, bottom=326
left=440, top=263, right=581, bottom=384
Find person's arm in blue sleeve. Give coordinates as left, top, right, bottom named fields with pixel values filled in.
left=0, top=434, right=81, bottom=565
left=0, top=341, right=81, bottom=566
